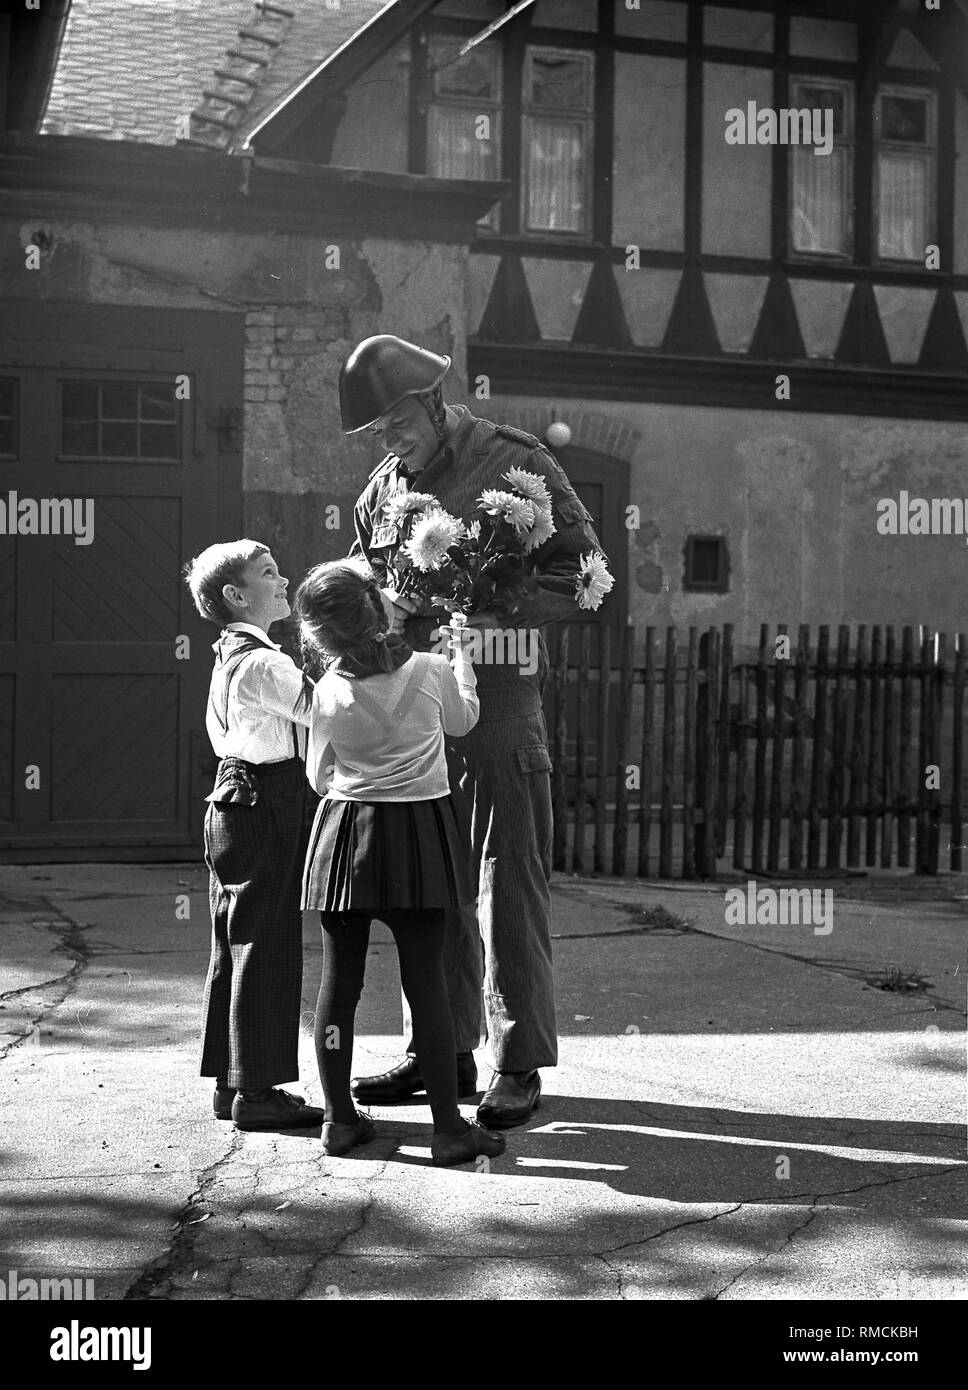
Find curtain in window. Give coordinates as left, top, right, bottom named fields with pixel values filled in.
left=792, top=147, right=851, bottom=255
left=524, top=116, right=587, bottom=232
left=428, top=106, right=497, bottom=181
left=877, top=151, right=930, bottom=261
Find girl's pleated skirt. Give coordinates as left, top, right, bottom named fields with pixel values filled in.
left=301, top=794, right=475, bottom=912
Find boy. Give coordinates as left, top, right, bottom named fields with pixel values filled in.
left=184, top=539, right=323, bottom=1130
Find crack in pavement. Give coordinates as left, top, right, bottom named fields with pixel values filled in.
left=121, top=1130, right=245, bottom=1301
left=709, top=1203, right=821, bottom=1301
left=0, top=901, right=93, bottom=1059
left=592, top=890, right=967, bottom=1017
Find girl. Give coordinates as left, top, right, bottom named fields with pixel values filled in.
left=295, top=560, right=506, bottom=1168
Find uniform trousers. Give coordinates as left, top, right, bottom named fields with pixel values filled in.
left=403, top=651, right=559, bottom=1073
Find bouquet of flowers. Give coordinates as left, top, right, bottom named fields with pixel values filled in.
left=381, top=466, right=614, bottom=622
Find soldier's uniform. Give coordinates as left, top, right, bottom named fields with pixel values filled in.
left=350, top=404, right=603, bottom=1073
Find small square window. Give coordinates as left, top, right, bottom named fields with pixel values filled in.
left=683, top=535, right=729, bottom=593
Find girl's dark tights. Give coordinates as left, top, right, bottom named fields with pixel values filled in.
left=315, top=909, right=464, bottom=1134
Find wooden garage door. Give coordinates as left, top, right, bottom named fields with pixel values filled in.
left=0, top=303, right=242, bottom=859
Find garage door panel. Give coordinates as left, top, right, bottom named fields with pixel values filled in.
left=52, top=497, right=181, bottom=642
left=51, top=673, right=180, bottom=822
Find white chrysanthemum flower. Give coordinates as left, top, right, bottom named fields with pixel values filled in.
left=382, top=490, right=438, bottom=525
left=463, top=519, right=481, bottom=540
left=575, top=551, right=615, bottom=611
left=402, top=509, right=464, bottom=571
left=478, top=489, right=535, bottom=532
left=503, top=467, right=552, bottom=509
left=523, top=507, right=557, bottom=552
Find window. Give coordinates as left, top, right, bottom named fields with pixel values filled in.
left=422, top=34, right=595, bottom=240
left=427, top=37, right=502, bottom=230
left=683, top=535, right=729, bottom=593
left=0, top=379, right=18, bottom=457
left=522, top=47, right=594, bottom=236
left=875, top=87, right=936, bottom=262
left=790, top=79, right=854, bottom=258
left=60, top=381, right=179, bottom=460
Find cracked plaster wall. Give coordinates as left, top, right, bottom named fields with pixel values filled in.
left=488, top=394, right=968, bottom=648
left=0, top=217, right=469, bottom=582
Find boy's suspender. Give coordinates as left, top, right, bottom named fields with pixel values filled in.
left=209, top=635, right=304, bottom=758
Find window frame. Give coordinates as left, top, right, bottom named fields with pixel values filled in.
left=872, top=82, right=938, bottom=266
left=424, top=33, right=504, bottom=232
left=683, top=534, right=730, bottom=595
left=520, top=42, right=596, bottom=240
left=787, top=74, right=856, bottom=263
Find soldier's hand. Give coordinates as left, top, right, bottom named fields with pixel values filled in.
left=379, top=588, right=418, bottom=635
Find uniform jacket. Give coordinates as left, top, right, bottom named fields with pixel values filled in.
left=349, top=406, right=604, bottom=632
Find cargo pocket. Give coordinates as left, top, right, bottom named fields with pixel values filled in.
left=515, top=745, right=552, bottom=775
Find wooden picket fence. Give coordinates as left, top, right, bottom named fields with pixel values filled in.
left=544, top=622, right=967, bottom=879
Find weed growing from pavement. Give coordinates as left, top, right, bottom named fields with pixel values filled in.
left=866, top=965, right=932, bottom=994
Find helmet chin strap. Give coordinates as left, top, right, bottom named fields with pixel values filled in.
left=418, top=385, right=448, bottom=443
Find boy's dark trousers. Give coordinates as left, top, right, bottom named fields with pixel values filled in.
left=200, top=757, right=307, bottom=1090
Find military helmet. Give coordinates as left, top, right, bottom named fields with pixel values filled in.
left=338, top=335, right=451, bottom=434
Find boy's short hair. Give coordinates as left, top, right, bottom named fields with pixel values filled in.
left=183, top=539, right=270, bottom=625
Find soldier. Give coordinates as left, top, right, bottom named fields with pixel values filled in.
left=340, top=335, right=604, bottom=1129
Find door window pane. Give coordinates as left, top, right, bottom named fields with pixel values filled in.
left=61, top=380, right=179, bottom=460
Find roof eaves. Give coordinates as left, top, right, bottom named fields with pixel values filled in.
left=243, top=0, right=440, bottom=153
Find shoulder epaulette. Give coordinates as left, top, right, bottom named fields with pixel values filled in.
left=367, top=452, right=397, bottom=481
left=492, top=423, right=544, bottom=449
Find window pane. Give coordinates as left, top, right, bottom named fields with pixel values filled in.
left=101, top=422, right=139, bottom=456
left=62, top=382, right=98, bottom=421
left=524, top=116, right=589, bottom=232
left=879, top=94, right=928, bottom=144
left=527, top=52, right=592, bottom=111
left=431, top=41, right=499, bottom=99
left=140, top=424, right=179, bottom=458
left=428, top=105, right=499, bottom=179
left=878, top=150, right=930, bottom=259
left=792, top=145, right=852, bottom=255
left=140, top=385, right=176, bottom=421
left=794, top=85, right=848, bottom=137
left=62, top=422, right=99, bottom=456
left=101, top=382, right=138, bottom=419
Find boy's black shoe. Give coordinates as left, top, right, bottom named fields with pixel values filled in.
left=350, top=1052, right=477, bottom=1103
left=214, top=1086, right=305, bottom=1120
left=231, top=1088, right=324, bottom=1130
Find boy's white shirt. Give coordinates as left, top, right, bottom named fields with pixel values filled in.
left=206, top=621, right=311, bottom=763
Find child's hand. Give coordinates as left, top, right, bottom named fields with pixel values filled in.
left=379, top=588, right=418, bottom=634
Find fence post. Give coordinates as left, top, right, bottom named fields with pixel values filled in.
left=659, top=627, right=677, bottom=879
left=638, top=627, right=656, bottom=878
left=551, top=624, right=570, bottom=871
left=594, top=623, right=612, bottom=875
left=847, top=625, right=868, bottom=868
left=683, top=628, right=699, bottom=881
left=752, top=624, right=770, bottom=872
left=881, top=625, right=896, bottom=869
left=768, top=624, right=787, bottom=872
left=612, top=624, right=635, bottom=877
left=808, top=625, right=828, bottom=870
left=572, top=624, right=591, bottom=875
left=733, top=659, right=749, bottom=871
left=790, top=625, right=809, bottom=872
left=716, top=624, right=733, bottom=858
left=867, top=626, right=883, bottom=865
left=953, top=633, right=965, bottom=873
left=827, top=626, right=851, bottom=869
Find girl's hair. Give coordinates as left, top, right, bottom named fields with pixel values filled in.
left=183, top=539, right=270, bottom=625
left=294, top=560, right=407, bottom=679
